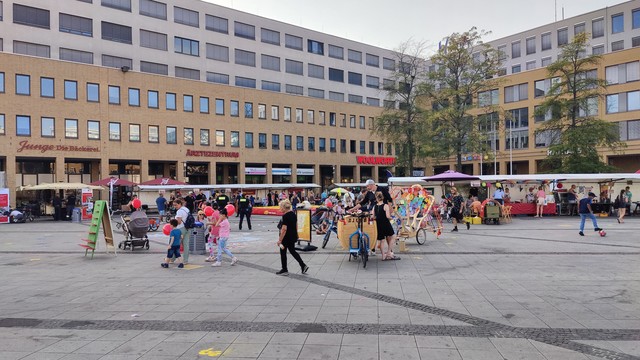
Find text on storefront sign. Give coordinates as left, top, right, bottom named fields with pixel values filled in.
left=356, top=156, right=396, bottom=165
left=186, top=149, right=240, bottom=158
left=17, top=140, right=99, bottom=153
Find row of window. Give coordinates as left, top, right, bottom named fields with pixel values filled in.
left=12, top=2, right=395, bottom=69
left=0, top=114, right=392, bottom=155
left=1, top=72, right=375, bottom=127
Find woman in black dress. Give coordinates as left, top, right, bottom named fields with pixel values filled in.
left=373, top=192, right=399, bottom=260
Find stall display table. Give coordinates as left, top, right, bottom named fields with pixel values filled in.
left=508, top=202, right=557, bottom=216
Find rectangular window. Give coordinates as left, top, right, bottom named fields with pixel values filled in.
left=102, top=54, right=132, bottom=70
left=148, top=125, right=158, bottom=143
left=206, top=43, right=229, bottom=62
left=40, top=77, right=54, bottom=98
left=307, top=110, right=314, bottom=124
left=612, top=40, right=624, bottom=52
left=383, top=57, right=395, bottom=70
left=64, top=119, right=78, bottom=139
left=330, top=92, right=345, bottom=102
left=369, top=141, right=375, bottom=154
left=16, top=115, right=31, bottom=136
left=359, top=116, right=366, bottom=129
left=166, top=126, right=176, bottom=144
left=235, top=77, right=256, bottom=88
left=215, top=99, right=224, bottom=115
left=308, top=137, right=315, bottom=151
left=507, top=107, right=529, bottom=128
left=13, top=4, right=50, bottom=29
left=60, top=48, right=93, bottom=64
left=41, top=117, right=55, bottom=137
left=506, top=129, right=529, bottom=150
left=127, top=88, right=139, bottom=106
left=606, top=61, right=640, bottom=85
left=140, top=29, right=167, bottom=51
left=140, top=61, right=168, bottom=75
left=329, top=68, right=344, bottom=82
left=308, top=88, right=324, bottom=99
left=511, top=41, right=521, bottom=58
left=296, top=108, right=303, bottom=123
left=230, top=100, right=239, bottom=117
left=101, top=0, right=131, bottom=12
left=350, top=115, right=356, bottom=128
left=101, top=21, right=132, bottom=44
left=378, top=142, right=384, bottom=155
left=16, top=74, right=30, bottom=95
left=207, top=72, right=229, bottom=84
left=592, top=18, right=604, bottom=38
left=512, top=65, right=521, bottom=74
left=348, top=72, right=362, bottom=85
left=592, top=45, right=605, bottom=55
left=348, top=94, right=363, bottom=104
left=13, top=40, right=50, bottom=58
left=285, top=59, right=303, bottom=75
left=367, top=97, right=380, bottom=107
left=261, top=54, right=280, bottom=71
left=174, top=6, right=198, bottom=27
left=328, top=44, right=343, bottom=59
left=109, top=122, right=121, bottom=141
left=0, top=73, right=4, bottom=93
left=174, top=36, right=199, bottom=56
left=59, top=13, right=92, bottom=36
left=340, top=139, right=347, bottom=153
left=286, top=84, right=303, bottom=95
left=497, top=45, right=507, bottom=60
left=308, top=39, right=324, bottom=55
left=148, top=90, right=158, bottom=108
left=129, top=123, right=140, bottom=142
left=330, top=138, right=336, bottom=152
left=259, top=133, right=267, bottom=149
left=139, top=0, right=167, bottom=20
left=541, top=57, right=552, bottom=67
left=244, top=102, right=253, bottom=118
left=235, top=49, right=256, bottom=67
left=200, top=129, right=210, bottom=146
left=526, top=37, right=536, bottom=55
left=272, top=134, right=280, bottom=150
left=308, top=63, right=324, bottom=79
left=366, top=53, right=379, bottom=67
left=318, top=111, right=326, bottom=125
left=234, top=21, right=255, bottom=39
left=359, top=141, right=365, bottom=154
left=166, top=93, right=176, bottom=110
left=261, top=28, right=280, bottom=45
left=231, top=131, right=239, bottom=147
left=108, top=86, right=120, bottom=104
left=215, top=130, right=225, bottom=146
left=296, top=136, right=304, bottom=151
left=329, top=113, right=336, bottom=127
left=199, top=97, right=209, bottom=113
left=526, top=61, right=536, bottom=70
left=206, top=14, right=228, bottom=33
left=175, top=66, right=199, bottom=80
left=348, top=49, right=362, bottom=63
left=284, top=107, right=291, bottom=122
left=557, top=28, right=568, bottom=46
left=183, top=128, right=194, bottom=145
left=505, top=83, right=529, bottom=102
left=284, top=135, right=292, bottom=150
left=612, top=13, right=624, bottom=33
left=258, top=104, right=266, bottom=119
left=271, top=106, right=279, bottom=120
left=261, top=82, right=280, bottom=94
left=88, top=120, right=100, bottom=140
left=87, top=83, right=99, bottom=102
left=574, top=22, right=585, bottom=35
left=285, top=34, right=303, bottom=50
left=366, top=75, right=379, bottom=89
left=541, top=32, right=551, bottom=50
left=245, top=132, right=253, bottom=148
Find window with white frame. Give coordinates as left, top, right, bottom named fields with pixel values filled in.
left=504, top=83, right=528, bottom=102
left=605, top=61, right=640, bottom=84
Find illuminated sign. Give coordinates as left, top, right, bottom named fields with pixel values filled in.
left=356, top=156, right=396, bottom=165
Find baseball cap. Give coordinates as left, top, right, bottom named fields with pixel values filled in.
left=588, top=192, right=596, bottom=197
left=365, top=179, right=375, bottom=186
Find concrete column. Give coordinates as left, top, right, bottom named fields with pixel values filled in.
left=55, top=156, right=66, bottom=183
left=208, top=161, right=216, bottom=184
left=100, top=159, right=110, bottom=202
left=291, top=163, right=297, bottom=184
left=265, top=163, right=272, bottom=184
left=138, top=160, right=147, bottom=183
left=333, top=165, right=340, bottom=185
left=237, top=162, right=245, bottom=184
left=354, top=166, right=360, bottom=184
left=6, top=155, right=17, bottom=206
left=176, top=161, right=186, bottom=183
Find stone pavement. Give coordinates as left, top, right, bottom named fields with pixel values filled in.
left=0, top=214, right=639, bottom=359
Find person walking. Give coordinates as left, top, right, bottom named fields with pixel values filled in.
left=616, top=189, right=627, bottom=224
left=625, top=186, right=633, bottom=215
left=238, top=194, right=252, bottom=230
left=276, top=199, right=309, bottom=276
left=173, top=198, right=191, bottom=264
left=52, top=195, right=63, bottom=221
left=449, top=187, right=469, bottom=232
left=161, top=219, right=184, bottom=268
left=535, top=186, right=546, bottom=218
left=373, top=192, right=399, bottom=261
left=211, top=208, right=238, bottom=267
left=578, top=192, right=603, bottom=236
left=66, top=191, right=76, bottom=220
left=567, top=185, right=578, bottom=216
left=156, top=193, right=167, bottom=218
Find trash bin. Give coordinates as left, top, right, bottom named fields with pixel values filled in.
left=72, top=208, right=82, bottom=223
left=189, top=226, right=207, bottom=254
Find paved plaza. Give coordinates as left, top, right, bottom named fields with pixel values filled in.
left=0, top=214, right=639, bottom=359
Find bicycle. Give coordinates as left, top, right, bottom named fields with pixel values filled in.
left=321, top=210, right=342, bottom=249
left=347, top=212, right=371, bottom=268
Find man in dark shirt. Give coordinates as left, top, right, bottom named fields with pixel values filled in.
left=66, top=192, right=76, bottom=220
left=52, top=195, right=63, bottom=221
left=184, top=192, right=195, bottom=213
left=216, top=192, right=230, bottom=208
left=350, top=179, right=392, bottom=212
left=238, top=195, right=252, bottom=230
left=578, top=192, right=603, bottom=236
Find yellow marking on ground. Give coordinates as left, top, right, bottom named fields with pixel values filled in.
left=30, top=258, right=40, bottom=261
left=198, top=348, right=222, bottom=357
left=413, top=256, right=423, bottom=260
left=183, top=264, right=203, bottom=270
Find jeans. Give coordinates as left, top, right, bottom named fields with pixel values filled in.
left=579, top=213, right=598, bottom=232
left=280, top=241, right=305, bottom=272
left=216, top=237, right=234, bottom=262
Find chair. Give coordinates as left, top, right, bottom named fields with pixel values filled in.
left=502, top=205, right=512, bottom=223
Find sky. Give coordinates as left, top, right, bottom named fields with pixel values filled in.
left=204, top=0, right=626, bottom=52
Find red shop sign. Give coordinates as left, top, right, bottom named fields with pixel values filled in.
left=356, top=156, right=396, bottom=165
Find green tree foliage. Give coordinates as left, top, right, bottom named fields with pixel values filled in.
left=373, top=40, right=430, bottom=175
left=534, top=32, right=625, bottom=173
left=426, top=28, right=503, bottom=172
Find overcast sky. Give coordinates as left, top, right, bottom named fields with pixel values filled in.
left=204, top=0, right=626, bottom=52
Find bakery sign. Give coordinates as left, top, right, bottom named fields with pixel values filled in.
left=17, top=140, right=99, bottom=153
left=356, top=156, right=396, bottom=165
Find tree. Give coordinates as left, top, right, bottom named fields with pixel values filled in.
left=534, top=32, right=625, bottom=173
left=373, top=40, right=430, bottom=175
left=425, top=27, right=504, bottom=172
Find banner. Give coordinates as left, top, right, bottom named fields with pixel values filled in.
left=296, top=209, right=311, bottom=242
left=0, top=188, right=9, bottom=224
left=81, top=188, right=94, bottom=220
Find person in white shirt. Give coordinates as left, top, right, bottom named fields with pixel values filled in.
left=174, top=198, right=191, bottom=264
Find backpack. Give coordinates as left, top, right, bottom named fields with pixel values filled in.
left=184, top=211, right=196, bottom=229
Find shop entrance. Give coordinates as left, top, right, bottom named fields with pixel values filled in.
left=185, top=162, right=209, bottom=185
left=216, top=163, right=238, bottom=184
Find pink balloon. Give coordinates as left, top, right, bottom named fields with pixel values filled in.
left=204, top=206, right=214, bottom=217
left=132, top=198, right=142, bottom=209
left=162, top=223, right=172, bottom=235
left=225, top=204, right=235, bottom=217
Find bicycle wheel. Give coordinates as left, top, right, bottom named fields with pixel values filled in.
left=360, top=234, right=369, bottom=268
left=322, top=229, right=331, bottom=249
left=416, top=228, right=427, bottom=245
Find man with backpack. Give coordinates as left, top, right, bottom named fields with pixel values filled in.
left=174, top=198, right=193, bottom=264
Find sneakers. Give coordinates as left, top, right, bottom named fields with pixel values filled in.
left=231, top=257, right=238, bottom=266
left=302, top=265, right=309, bottom=274
left=579, top=231, right=584, bottom=236
left=211, top=262, right=222, bottom=267
left=205, top=257, right=213, bottom=262
left=276, top=269, right=289, bottom=276
left=466, top=222, right=470, bottom=230
left=178, top=263, right=184, bottom=268
left=594, top=227, right=603, bottom=231
left=451, top=228, right=458, bottom=232
left=161, top=263, right=168, bottom=268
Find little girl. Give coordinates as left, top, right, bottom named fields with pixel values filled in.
left=205, top=205, right=220, bottom=262
left=212, top=208, right=238, bottom=267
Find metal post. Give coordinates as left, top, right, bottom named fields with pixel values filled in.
left=493, top=120, right=497, bottom=175
left=509, top=121, right=513, bottom=175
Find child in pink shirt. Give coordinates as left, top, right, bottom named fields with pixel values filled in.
left=205, top=205, right=221, bottom=262
left=211, top=208, right=238, bottom=267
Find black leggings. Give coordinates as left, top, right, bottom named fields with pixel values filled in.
left=280, top=241, right=305, bottom=272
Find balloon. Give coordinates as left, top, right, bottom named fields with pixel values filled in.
left=132, top=198, right=142, bottom=209
left=557, top=183, right=563, bottom=189
left=204, top=206, right=214, bottom=217
left=326, top=201, right=333, bottom=207
left=225, top=204, right=235, bottom=217
left=163, top=223, right=172, bottom=235
left=496, top=182, right=502, bottom=188
left=481, top=182, right=487, bottom=188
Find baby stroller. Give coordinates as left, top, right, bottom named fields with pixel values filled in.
left=118, top=210, right=150, bottom=250
left=310, top=206, right=330, bottom=231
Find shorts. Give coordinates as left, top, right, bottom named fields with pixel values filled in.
left=159, top=210, right=165, bottom=216
left=537, top=197, right=545, bottom=205
left=166, top=245, right=181, bottom=258
left=450, top=208, right=464, bottom=221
